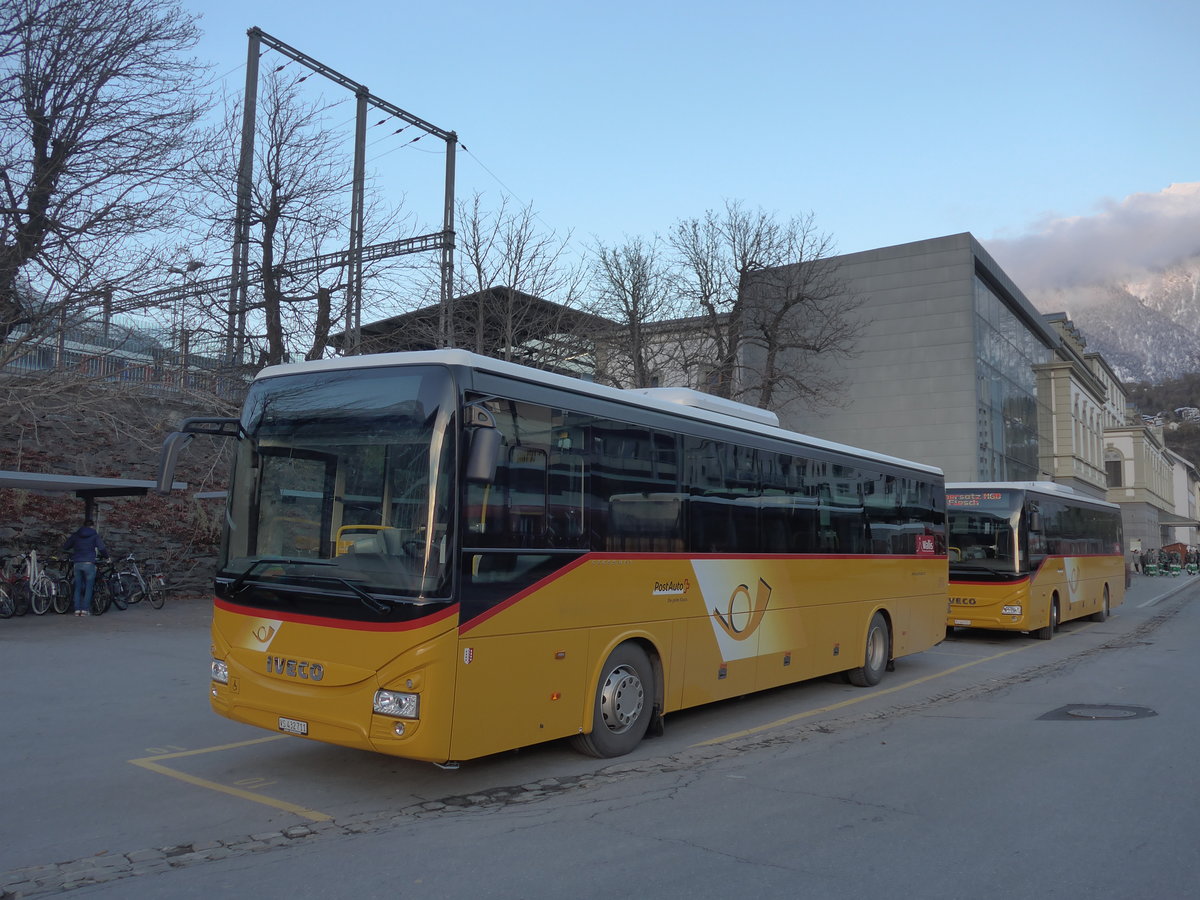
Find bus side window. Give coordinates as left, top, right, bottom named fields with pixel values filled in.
left=684, top=437, right=734, bottom=553
left=464, top=397, right=554, bottom=549
left=547, top=419, right=586, bottom=548
left=507, top=446, right=548, bottom=541
left=592, top=422, right=681, bottom=552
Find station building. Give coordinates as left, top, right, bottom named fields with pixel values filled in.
left=764, top=232, right=1191, bottom=549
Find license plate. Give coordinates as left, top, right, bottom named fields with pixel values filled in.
left=954, top=619, right=971, bottom=626
left=278, top=716, right=308, bottom=736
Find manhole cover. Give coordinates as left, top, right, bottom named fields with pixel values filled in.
left=1039, top=704, right=1157, bottom=721
left=1066, top=707, right=1139, bottom=719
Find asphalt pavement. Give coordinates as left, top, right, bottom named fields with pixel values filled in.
left=2, top=570, right=1198, bottom=896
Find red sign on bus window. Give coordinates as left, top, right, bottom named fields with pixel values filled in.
left=914, top=535, right=937, bottom=555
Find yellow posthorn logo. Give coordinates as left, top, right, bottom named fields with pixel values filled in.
left=712, top=578, right=772, bottom=641
left=251, top=624, right=277, bottom=643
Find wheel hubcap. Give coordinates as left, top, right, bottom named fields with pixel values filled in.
left=599, top=664, right=644, bottom=734
left=866, top=625, right=886, bottom=670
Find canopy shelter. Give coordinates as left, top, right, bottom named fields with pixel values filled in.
left=1157, top=510, right=1200, bottom=528
left=0, top=471, right=188, bottom=522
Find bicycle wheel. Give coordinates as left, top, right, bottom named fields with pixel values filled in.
left=119, top=573, right=142, bottom=605
left=0, top=584, right=13, bottom=618
left=90, top=579, right=110, bottom=616
left=108, top=572, right=128, bottom=611
left=148, top=572, right=167, bottom=609
left=12, top=580, right=30, bottom=616
left=30, top=578, right=52, bottom=615
left=52, top=577, right=72, bottom=614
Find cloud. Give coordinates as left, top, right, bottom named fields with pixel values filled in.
left=986, top=183, right=1200, bottom=296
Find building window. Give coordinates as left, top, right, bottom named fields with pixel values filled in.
left=1105, top=454, right=1123, bottom=488
left=972, top=275, right=1052, bottom=480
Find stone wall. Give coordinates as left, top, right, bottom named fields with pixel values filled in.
left=0, top=379, right=233, bottom=597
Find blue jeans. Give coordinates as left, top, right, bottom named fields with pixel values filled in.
left=73, top=562, right=97, bottom=612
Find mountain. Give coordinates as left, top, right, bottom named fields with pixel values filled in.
left=1032, top=261, right=1200, bottom=384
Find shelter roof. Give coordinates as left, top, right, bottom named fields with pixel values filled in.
left=1158, top=511, right=1200, bottom=528
left=0, top=471, right=187, bottom=499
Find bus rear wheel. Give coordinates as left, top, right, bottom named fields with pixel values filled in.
left=571, top=643, right=652, bottom=759
left=848, top=612, right=890, bottom=687
left=1090, top=586, right=1110, bottom=623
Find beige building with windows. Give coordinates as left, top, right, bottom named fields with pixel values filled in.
left=1162, top=449, right=1199, bottom=548
left=1034, top=316, right=1111, bottom=498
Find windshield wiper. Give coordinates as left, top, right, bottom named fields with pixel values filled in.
left=228, top=557, right=391, bottom=615
left=327, top=576, right=391, bottom=615
left=229, top=557, right=335, bottom=595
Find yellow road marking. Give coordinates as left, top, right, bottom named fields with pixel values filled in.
left=692, top=638, right=1054, bottom=747
left=128, top=736, right=333, bottom=822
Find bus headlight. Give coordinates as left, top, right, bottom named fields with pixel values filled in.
left=374, top=690, right=419, bottom=719
left=1002, top=605, right=1022, bottom=616
left=211, top=659, right=229, bottom=685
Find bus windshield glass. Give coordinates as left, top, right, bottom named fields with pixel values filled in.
left=946, top=488, right=1021, bottom=575
left=221, top=365, right=457, bottom=604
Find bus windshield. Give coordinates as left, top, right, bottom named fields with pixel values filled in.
left=946, top=488, right=1021, bottom=575
left=220, top=365, right=457, bottom=607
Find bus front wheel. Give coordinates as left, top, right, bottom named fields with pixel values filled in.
left=848, top=612, right=890, bottom=687
left=571, top=643, right=653, bottom=758
left=1035, top=596, right=1059, bottom=640
left=1090, top=586, right=1110, bottom=623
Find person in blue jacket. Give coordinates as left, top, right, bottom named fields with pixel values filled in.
left=63, top=518, right=108, bottom=616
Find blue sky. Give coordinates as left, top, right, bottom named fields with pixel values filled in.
left=188, top=0, right=1200, bottom=288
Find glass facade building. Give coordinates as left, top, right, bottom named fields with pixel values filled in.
left=973, top=274, right=1053, bottom=480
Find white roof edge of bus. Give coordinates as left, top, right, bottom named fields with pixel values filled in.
left=947, top=481, right=1121, bottom=509
left=625, top=386, right=780, bottom=428
left=255, top=349, right=943, bottom=476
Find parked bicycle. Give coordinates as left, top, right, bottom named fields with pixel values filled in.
left=24, top=550, right=61, bottom=616
left=117, top=554, right=167, bottom=609
left=0, top=555, right=32, bottom=617
left=0, top=564, right=17, bottom=619
left=46, top=556, right=73, bottom=615
left=92, top=558, right=128, bottom=615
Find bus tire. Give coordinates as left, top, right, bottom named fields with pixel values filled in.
left=1090, top=586, right=1110, bottom=623
left=848, top=612, right=890, bottom=687
left=1035, top=596, right=1059, bottom=640
left=571, top=643, right=652, bottom=759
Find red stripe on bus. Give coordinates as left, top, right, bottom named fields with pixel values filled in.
left=213, top=596, right=459, bottom=632
left=949, top=577, right=1031, bottom=586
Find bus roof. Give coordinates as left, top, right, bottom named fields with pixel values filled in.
left=255, top=349, right=944, bottom=477
left=947, top=481, right=1120, bottom=510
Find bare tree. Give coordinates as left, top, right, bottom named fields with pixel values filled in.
left=435, top=192, right=589, bottom=368
left=189, top=68, right=414, bottom=368
left=0, top=0, right=209, bottom=355
left=245, top=73, right=344, bottom=367
left=669, top=200, right=862, bottom=411
left=587, top=235, right=685, bottom=388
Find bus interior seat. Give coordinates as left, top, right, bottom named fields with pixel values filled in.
left=348, top=533, right=384, bottom=554
left=379, top=527, right=407, bottom=556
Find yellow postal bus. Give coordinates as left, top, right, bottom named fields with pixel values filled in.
left=162, top=350, right=948, bottom=765
left=946, top=482, right=1124, bottom=639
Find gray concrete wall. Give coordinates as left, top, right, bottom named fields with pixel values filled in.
left=780, top=234, right=981, bottom=480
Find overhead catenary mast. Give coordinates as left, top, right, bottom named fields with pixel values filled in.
left=229, top=27, right=458, bottom=361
